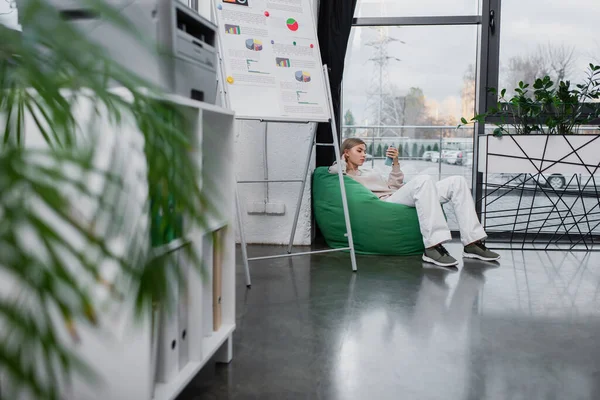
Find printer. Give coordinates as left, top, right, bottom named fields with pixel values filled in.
left=18, top=0, right=218, bottom=104
left=157, top=0, right=218, bottom=102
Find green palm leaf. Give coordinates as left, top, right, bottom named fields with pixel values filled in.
left=1, top=0, right=210, bottom=398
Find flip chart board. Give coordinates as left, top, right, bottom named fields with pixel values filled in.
left=213, top=0, right=330, bottom=122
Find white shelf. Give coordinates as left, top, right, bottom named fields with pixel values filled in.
left=109, top=87, right=235, bottom=118
left=203, top=219, right=229, bottom=234
left=151, top=96, right=236, bottom=400
left=153, top=323, right=236, bottom=400
left=150, top=238, right=192, bottom=260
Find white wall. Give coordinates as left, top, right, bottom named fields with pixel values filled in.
left=234, top=121, right=316, bottom=245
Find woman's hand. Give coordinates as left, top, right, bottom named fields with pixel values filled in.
left=386, top=147, right=399, bottom=165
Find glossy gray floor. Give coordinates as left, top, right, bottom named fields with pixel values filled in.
left=177, top=242, right=600, bottom=400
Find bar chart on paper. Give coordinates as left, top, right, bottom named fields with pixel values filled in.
left=296, top=90, right=317, bottom=105
left=225, top=24, right=240, bottom=34
left=276, top=57, right=291, bottom=67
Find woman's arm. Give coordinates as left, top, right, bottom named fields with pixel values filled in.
left=388, top=164, right=405, bottom=189
left=386, top=147, right=404, bottom=189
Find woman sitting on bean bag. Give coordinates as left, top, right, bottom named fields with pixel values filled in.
left=329, top=138, right=500, bottom=267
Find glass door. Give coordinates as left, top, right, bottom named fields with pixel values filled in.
left=342, top=1, right=483, bottom=230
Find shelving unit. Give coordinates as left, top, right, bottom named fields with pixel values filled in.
left=150, top=95, right=237, bottom=400
left=17, top=90, right=237, bottom=400
left=153, top=323, right=235, bottom=400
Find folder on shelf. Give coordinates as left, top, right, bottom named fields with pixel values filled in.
left=177, top=250, right=190, bottom=370
left=212, top=229, right=223, bottom=331
left=186, top=239, right=204, bottom=362
left=155, top=254, right=179, bottom=383
left=202, top=233, right=214, bottom=337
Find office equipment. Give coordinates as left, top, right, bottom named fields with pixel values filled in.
left=33, top=0, right=219, bottom=103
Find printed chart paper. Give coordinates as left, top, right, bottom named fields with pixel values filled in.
left=213, top=0, right=330, bottom=122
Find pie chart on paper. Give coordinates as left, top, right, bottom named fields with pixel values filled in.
left=286, top=18, right=299, bottom=31
left=245, top=38, right=263, bottom=51
left=295, top=70, right=311, bottom=82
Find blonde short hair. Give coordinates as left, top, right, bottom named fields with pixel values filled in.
left=341, top=138, right=366, bottom=161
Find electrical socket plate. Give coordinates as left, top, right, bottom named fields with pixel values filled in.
left=246, top=202, right=285, bottom=215
left=265, top=202, right=285, bottom=215
left=246, top=202, right=266, bottom=214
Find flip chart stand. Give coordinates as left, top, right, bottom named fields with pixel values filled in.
left=224, top=65, right=358, bottom=287
left=210, top=0, right=357, bottom=286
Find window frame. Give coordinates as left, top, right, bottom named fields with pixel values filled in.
left=346, top=3, right=497, bottom=209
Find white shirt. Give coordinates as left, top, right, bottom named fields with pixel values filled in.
left=328, top=159, right=405, bottom=199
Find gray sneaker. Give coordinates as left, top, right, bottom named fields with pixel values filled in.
left=463, top=241, right=500, bottom=261
left=422, top=244, right=459, bottom=267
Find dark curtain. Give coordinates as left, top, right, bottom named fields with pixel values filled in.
left=312, top=0, right=357, bottom=242
left=316, top=0, right=358, bottom=167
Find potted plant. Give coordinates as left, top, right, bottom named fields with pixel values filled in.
left=1, top=0, right=208, bottom=398
left=460, top=63, right=600, bottom=182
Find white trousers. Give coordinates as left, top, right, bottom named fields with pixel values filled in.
left=384, top=175, right=486, bottom=248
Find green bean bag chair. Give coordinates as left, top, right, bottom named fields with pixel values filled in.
left=312, top=166, right=424, bottom=256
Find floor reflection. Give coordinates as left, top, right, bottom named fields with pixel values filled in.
left=332, top=261, right=498, bottom=400
left=177, top=243, right=600, bottom=400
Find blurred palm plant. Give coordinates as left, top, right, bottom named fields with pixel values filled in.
left=0, top=0, right=210, bottom=398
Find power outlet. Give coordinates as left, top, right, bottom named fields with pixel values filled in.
left=246, top=202, right=266, bottom=214
left=246, top=201, right=286, bottom=215
left=265, top=202, right=285, bottom=215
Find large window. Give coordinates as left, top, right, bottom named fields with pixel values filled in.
left=498, top=0, right=600, bottom=97
left=342, top=25, right=478, bottom=179
left=343, top=1, right=600, bottom=235
left=342, top=15, right=480, bottom=229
